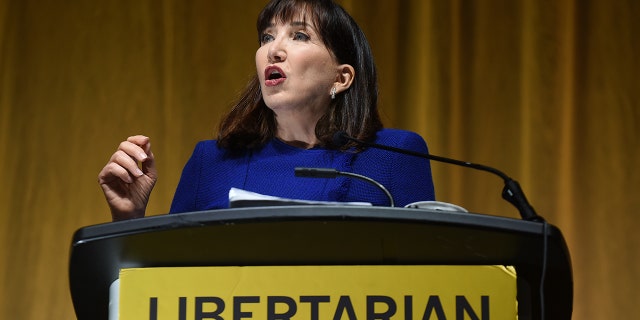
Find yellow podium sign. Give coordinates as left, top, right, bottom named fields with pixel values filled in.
left=118, top=265, right=517, bottom=319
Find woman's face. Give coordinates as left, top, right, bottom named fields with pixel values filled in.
left=256, top=17, right=339, bottom=116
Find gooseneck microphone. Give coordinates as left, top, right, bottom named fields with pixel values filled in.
left=294, top=167, right=395, bottom=207
left=333, top=131, right=543, bottom=221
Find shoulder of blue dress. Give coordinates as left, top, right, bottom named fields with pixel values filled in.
left=190, top=140, right=253, bottom=163
left=193, top=139, right=218, bottom=149
left=375, top=128, right=425, bottom=146
left=376, top=128, right=416, bottom=138
left=190, top=139, right=217, bottom=156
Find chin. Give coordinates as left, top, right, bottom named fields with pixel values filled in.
left=262, top=96, right=289, bottom=110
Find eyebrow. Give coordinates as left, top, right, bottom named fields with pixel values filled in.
left=264, top=20, right=311, bottom=29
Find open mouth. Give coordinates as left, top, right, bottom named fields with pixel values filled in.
left=268, top=70, right=283, bottom=80
left=265, top=66, right=286, bottom=86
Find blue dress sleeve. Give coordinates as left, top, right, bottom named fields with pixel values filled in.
left=169, top=142, right=204, bottom=213
left=362, top=129, right=436, bottom=206
left=391, top=131, right=436, bottom=204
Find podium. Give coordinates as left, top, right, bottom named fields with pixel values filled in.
left=68, top=206, right=572, bottom=319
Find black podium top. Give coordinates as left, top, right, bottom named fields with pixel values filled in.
left=68, top=206, right=572, bottom=319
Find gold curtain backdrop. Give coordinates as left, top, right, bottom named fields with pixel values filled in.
left=0, top=0, right=638, bottom=318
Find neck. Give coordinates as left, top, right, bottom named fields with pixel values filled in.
left=277, top=138, right=318, bottom=149
left=276, top=129, right=319, bottom=149
left=274, top=110, right=324, bottom=149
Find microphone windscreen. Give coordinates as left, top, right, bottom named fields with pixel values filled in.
left=295, top=167, right=340, bottom=178
left=332, top=131, right=350, bottom=147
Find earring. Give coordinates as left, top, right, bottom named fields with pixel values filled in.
left=330, top=87, right=337, bottom=100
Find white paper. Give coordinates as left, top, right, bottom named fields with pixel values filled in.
left=404, top=200, right=468, bottom=212
left=228, top=187, right=372, bottom=207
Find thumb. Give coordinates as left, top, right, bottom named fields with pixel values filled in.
left=141, top=142, right=157, bottom=177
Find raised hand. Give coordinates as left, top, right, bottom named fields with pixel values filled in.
left=98, top=135, right=158, bottom=221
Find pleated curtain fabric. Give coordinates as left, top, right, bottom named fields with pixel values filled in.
left=0, top=0, right=638, bottom=318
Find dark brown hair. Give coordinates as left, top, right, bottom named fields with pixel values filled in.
left=217, top=0, right=382, bottom=150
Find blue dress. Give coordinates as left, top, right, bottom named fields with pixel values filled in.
left=169, top=128, right=435, bottom=213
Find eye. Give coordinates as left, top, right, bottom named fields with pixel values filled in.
left=293, top=31, right=310, bottom=41
left=260, top=33, right=274, bottom=45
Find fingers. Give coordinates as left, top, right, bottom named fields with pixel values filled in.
left=130, top=136, right=157, bottom=177
left=98, top=135, right=156, bottom=185
left=122, top=135, right=151, bottom=163
left=98, top=161, right=135, bottom=184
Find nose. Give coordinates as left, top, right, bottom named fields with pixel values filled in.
left=267, top=37, right=286, bottom=63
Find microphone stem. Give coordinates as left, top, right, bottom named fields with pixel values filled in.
left=349, top=137, right=509, bottom=180
left=295, top=167, right=395, bottom=207
left=344, top=134, right=543, bottom=221
left=339, top=171, right=395, bottom=207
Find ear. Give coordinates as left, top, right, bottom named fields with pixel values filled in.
left=333, top=64, right=355, bottom=94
